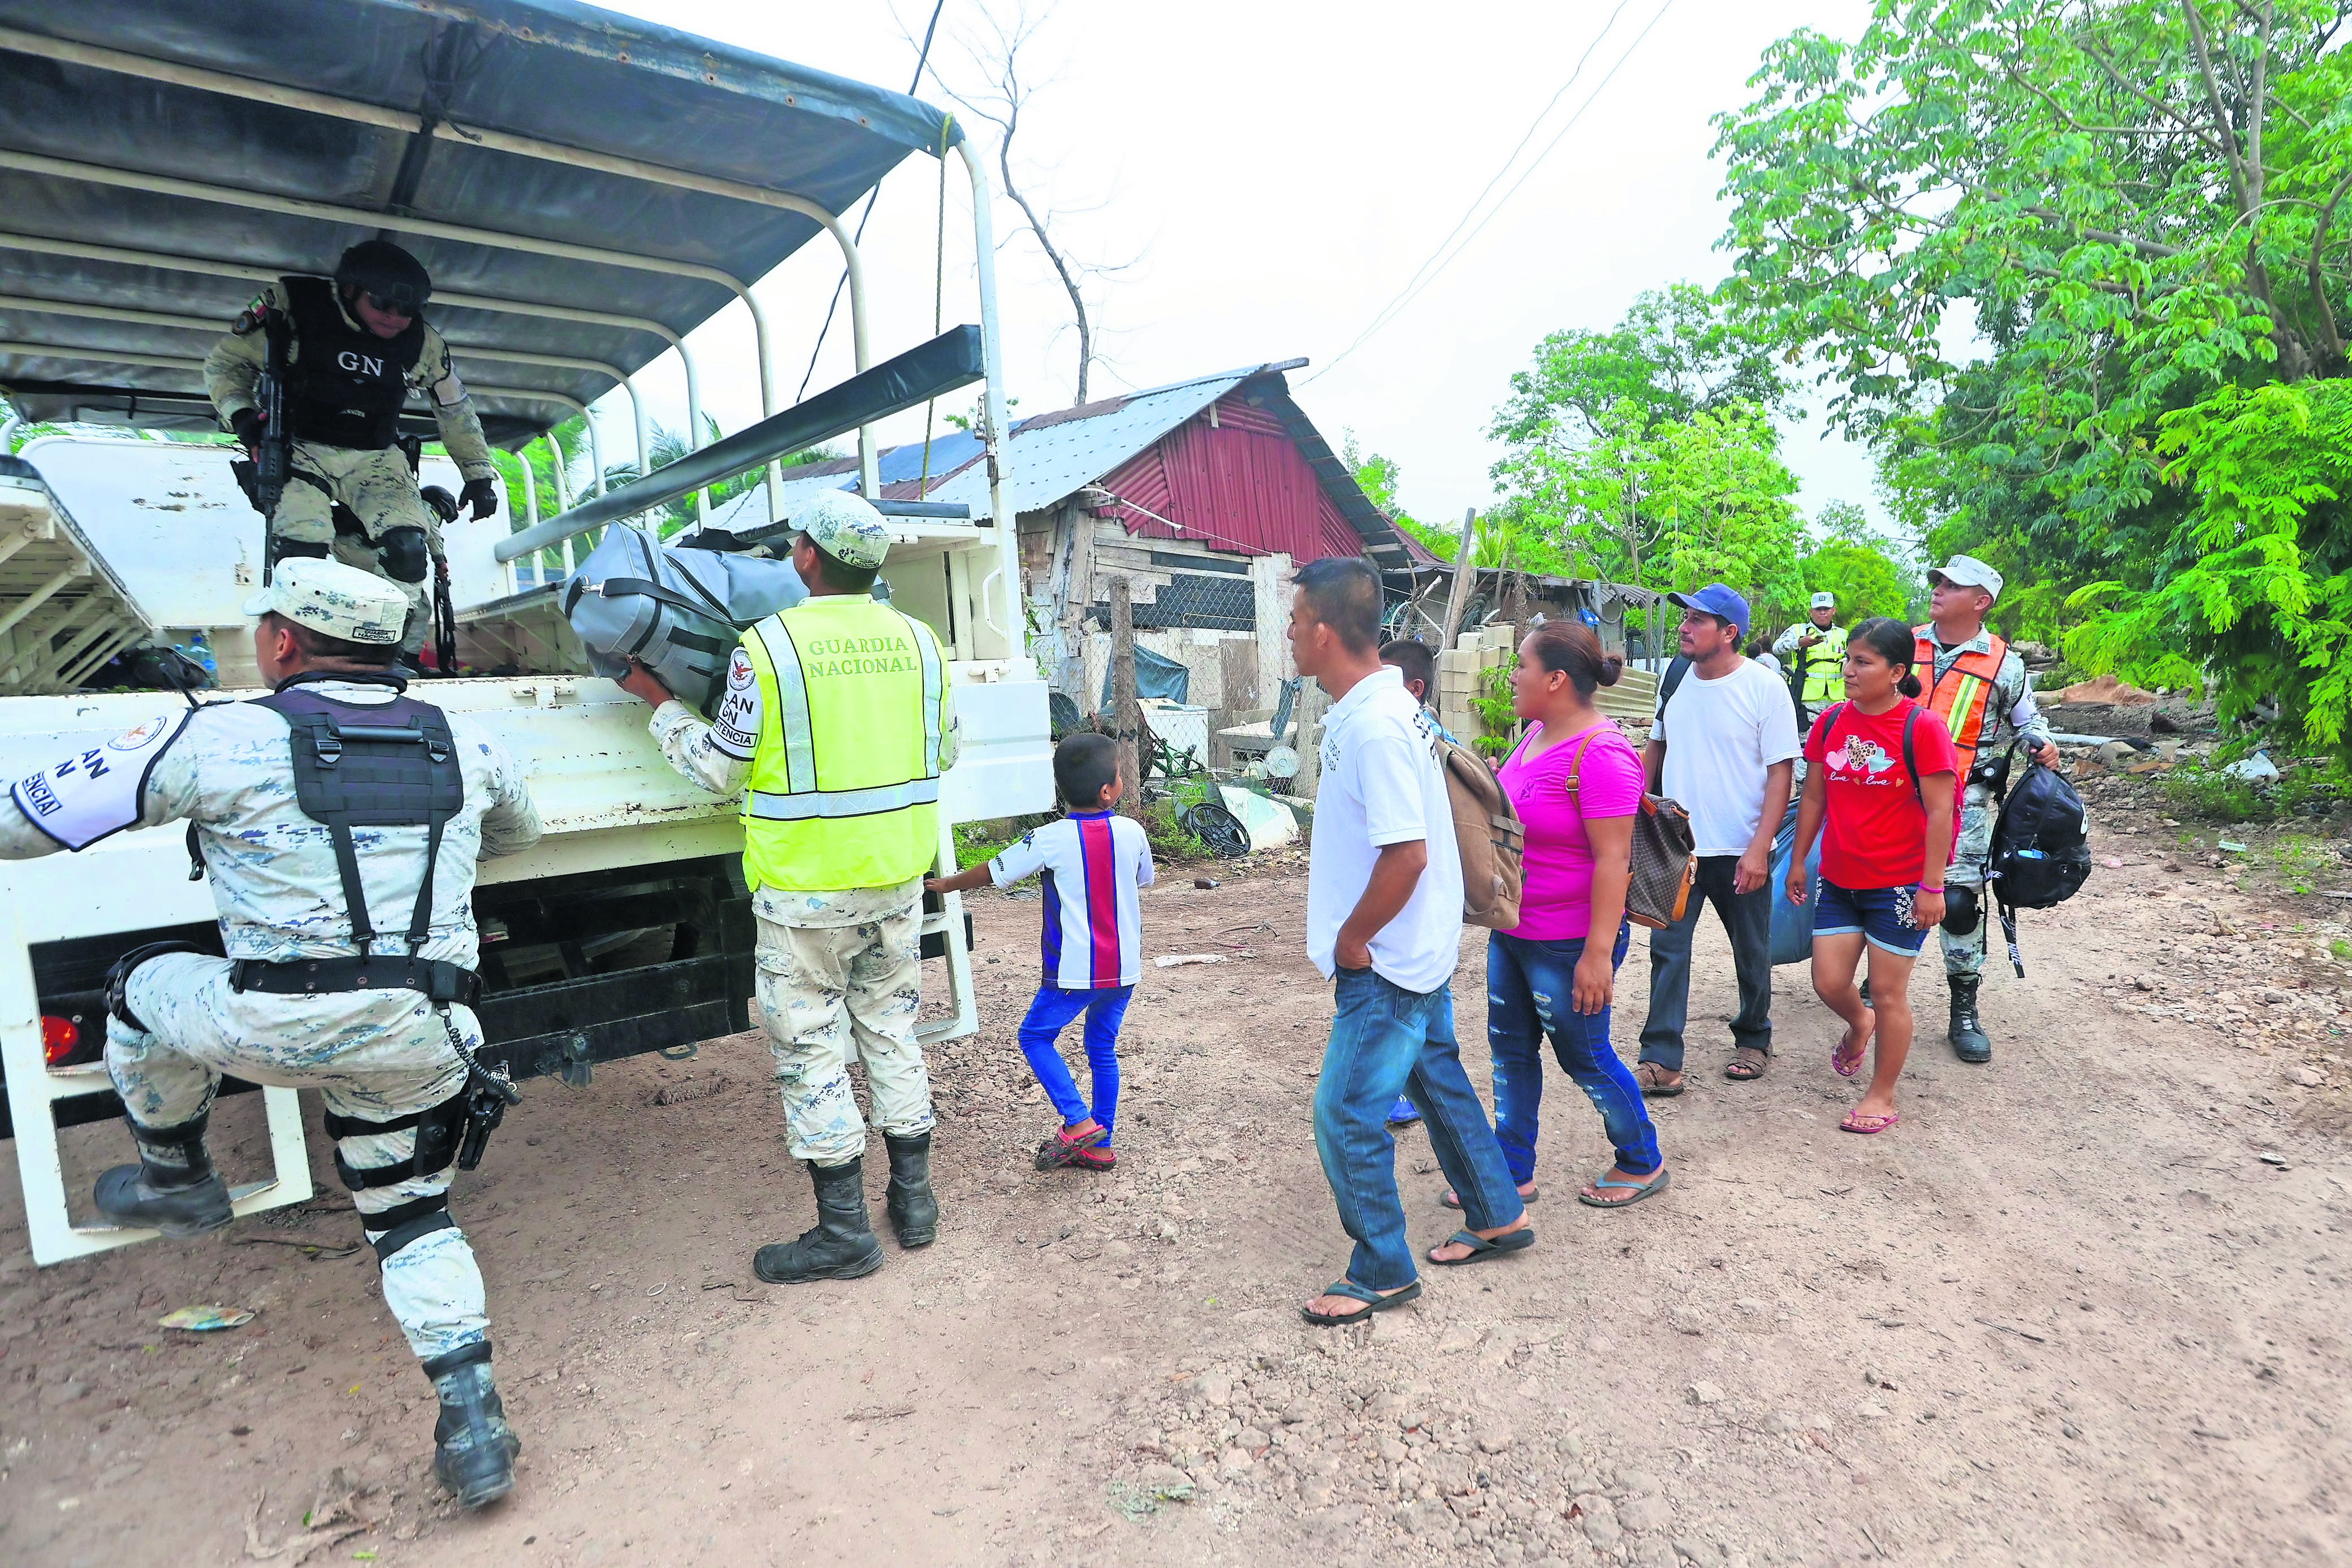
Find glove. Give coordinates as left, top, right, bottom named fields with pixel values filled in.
left=229, top=408, right=263, bottom=449
left=459, top=477, right=499, bottom=521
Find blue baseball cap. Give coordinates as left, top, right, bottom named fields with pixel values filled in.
left=1667, top=583, right=1750, bottom=637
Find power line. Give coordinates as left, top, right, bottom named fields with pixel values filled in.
left=793, top=0, right=950, bottom=405
left=1306, top=0, right=1678, bottom=386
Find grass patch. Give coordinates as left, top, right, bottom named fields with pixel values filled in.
left=2264, top=834, right=2336, bottom=895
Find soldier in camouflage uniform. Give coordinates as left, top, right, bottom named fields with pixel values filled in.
left=0, top=560, right=541, bottom=1508
left=204, top=240, right=501, bottom=658
left=1913, top=556, right=2057, bottom=1063
left=614, top=491, right=958, bottom=1285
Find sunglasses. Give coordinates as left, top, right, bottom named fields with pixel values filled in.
left=362, top=291, right=418, bottom=318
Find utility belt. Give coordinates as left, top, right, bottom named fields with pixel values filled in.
left=228, top=954, right=480, bottom=1007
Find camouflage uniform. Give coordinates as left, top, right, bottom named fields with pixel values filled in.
left=1926, top=630, right=2052, bottom=980
left=649, top=696, right=956, bottom=1163
left=204, top=280, right=499, bottom=656
left=0, top=678, right=541, bottom=1359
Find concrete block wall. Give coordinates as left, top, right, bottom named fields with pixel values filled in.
left=1436, top=624, right=1519, bottom=750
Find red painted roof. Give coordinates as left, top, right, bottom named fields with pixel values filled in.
left=1090, top=392, right=1364, bottom=560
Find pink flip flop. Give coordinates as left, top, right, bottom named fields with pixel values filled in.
left=1832, top=1017, right=1871, bottom=1078
left=1839, top=1110, right=1900, bottom=1135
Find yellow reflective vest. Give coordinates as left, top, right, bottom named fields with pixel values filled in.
left=737, top=595, right=948, bottom=893
left=1795, top=623, right=1848, bottom=707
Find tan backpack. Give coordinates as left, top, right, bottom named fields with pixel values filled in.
left=1434, top=734, right=1525, bottom=930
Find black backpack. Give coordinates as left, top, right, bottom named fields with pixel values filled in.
left=1985, top=747, right=2091, bottom=974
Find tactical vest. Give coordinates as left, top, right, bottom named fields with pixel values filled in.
left=1796, top=623, right=1848, bottom=706
left=234, top=675, right=475, bottom=1004
left=280, top=274, right=423, bottom=450
left=738, top=596, right=948, bottom=894
left=1913, top=628, right=2009, bottom=774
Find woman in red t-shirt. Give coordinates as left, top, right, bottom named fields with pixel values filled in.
left=1783, top=618, right=1958, bottom=1134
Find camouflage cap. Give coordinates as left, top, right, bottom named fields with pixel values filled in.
left=240, top=558, right=409, bottom=645
left=797, top=488, right=892, bottom=569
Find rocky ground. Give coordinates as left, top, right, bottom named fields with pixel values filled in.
left=1, top=769, right=2346, bottom=1567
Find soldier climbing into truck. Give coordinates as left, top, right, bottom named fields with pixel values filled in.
left=0, top=559, right=542, bottom=1508
left=205, top=239, right=501, bottom=661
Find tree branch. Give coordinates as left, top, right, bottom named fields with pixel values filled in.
left=2023, top=206, right=2185, bottom=258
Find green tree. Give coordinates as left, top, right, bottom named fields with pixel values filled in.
left=1715, top=0, right=2352, bottom=743
left=1490, top=282, right=1796, bottom=447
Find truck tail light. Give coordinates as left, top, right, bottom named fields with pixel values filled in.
left=42, top=1015, right=80, bottom=1067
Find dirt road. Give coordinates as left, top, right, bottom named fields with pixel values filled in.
left=3, top=779, right=2347, bottom=1567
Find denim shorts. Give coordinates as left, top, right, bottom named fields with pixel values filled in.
left=1814, top=880, right=1930, bottom=955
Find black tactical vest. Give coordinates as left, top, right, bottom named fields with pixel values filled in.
left=250, top=677, right=465, bottom=957
left=280, top=274, right=425, bottom=451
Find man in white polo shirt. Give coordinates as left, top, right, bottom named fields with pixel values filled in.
left=1635, top=583, right=1800, bottom=1092
left=1287, top=558, right=1531, bottom=1327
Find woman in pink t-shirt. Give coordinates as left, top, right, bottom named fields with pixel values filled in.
left=1447, top=620, right=1667, bottom=1213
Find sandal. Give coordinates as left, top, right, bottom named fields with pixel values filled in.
left=1839, top=1110, right=1900, bottom=1136
left=1033, top=1120, right=1107, bottom=1170
left=1429, top=1226, right=1536, bottom=1267
left=1067, top=1146, right=1116, bottom=1172
left=1301, top=1277, right=1422, bottom=1326
left=1633, top=1062, right=1684, bottom=1097
left=1441, top=1183, right=1536, bottom=1211
left=1832, top=1017, right=1872, bottom=1079
left=1724, top=1047, right=1770, bottom=1081
left=1577, top=1168, right=1672, bottom=1209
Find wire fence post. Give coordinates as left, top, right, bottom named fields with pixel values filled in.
left=1109, top=575, right=1142, bottom=817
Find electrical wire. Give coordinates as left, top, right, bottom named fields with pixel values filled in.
left=794, top=0, right=950, bottom=405
left=1305, top=0, right=1677, bottom=385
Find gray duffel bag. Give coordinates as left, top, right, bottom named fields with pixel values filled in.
left=562, top=525, right=806, bottom=716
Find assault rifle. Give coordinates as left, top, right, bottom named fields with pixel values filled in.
left=240, top=306, right=296, bottom=583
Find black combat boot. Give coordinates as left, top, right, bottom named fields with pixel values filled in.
left=1948, top=974, right=1992, bottom=1064
left=753, top=1158, right=885, bottom=1283
left=93, top=1112, right=234, bottom=1238
left=422, top=1342, right=521, bottom=1509
left=883, top=1132, right=939, bottom=1249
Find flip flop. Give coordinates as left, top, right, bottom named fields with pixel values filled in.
left=1577, top=1168, right=1672, bottom=1209
left=1839, top=1110, right=1900, bottom=1136
left=1633, top=1063, right=1684, bottom=1098
left=1832, top=1023, right=1870, bottom=1079
left=1300, top=1277, right=1423, bottom=1327
left=1429, top=1227, right=1536, bottom=1267
left=1442, top=1184, right=1537, bottom=1211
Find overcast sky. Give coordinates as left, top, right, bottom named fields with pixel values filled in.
left=583, top=0, right=1888, bottom=532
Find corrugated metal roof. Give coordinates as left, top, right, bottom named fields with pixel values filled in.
left=707, top=362, right=1281, bottom=531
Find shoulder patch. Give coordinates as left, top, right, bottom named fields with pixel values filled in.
left=230, top=296, right=269, bottom=336
left=726, top=647, right=755, bottom=691
left=10, top=710, right=192, bottom=851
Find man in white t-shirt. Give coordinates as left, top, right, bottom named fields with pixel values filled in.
left=1290, top=558, right=1531, bottom=1328
left=1636, top=584, right=1800, bottom=1092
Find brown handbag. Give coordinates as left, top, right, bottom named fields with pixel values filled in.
left=1625, top=792, right=1697, bottom=929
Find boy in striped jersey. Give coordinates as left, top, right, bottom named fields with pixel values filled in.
left=927, top=733, right=1154, bottom=1171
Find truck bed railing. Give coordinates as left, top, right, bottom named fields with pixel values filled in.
left=495, top=326, right=987, bottom=565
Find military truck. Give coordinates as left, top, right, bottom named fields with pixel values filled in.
left=0, top=1, right=1053, bottom=1266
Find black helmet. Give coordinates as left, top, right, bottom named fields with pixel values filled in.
left=1939, top=883, right=1981, bottom=936
left=334, top=240, right=431, bottom=317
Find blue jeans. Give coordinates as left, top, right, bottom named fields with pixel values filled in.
left=1016, top=985, right=1131, bottom=1146
left=1639, top=854, right=1774, bottom=1072
left=1487, top=925, right=1660, bottom=1183
left=1313, top=968, right=1524, bottom=1292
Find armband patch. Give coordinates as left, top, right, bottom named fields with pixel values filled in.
left=9, top=711, right=193, bottom=850
left=431, top=371, right=468, bottom=407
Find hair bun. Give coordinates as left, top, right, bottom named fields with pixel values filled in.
left=1597, top=654, right=1624, bottom=687
left=1898, top=673, right=1923, bottom=699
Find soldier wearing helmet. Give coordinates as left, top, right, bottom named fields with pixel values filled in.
left=204, top=240, right=501, bottom=660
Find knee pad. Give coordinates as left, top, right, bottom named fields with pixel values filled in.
left=325, top=1091, right=468, bottom=1191
left=378, top=526, right=431, bottom=583
left=1939, top=884, right=1981, bottom=937
left=270, top=537, right=332, bottom=562
left=104, top=941, right=206, bottom=1034
left=364, top=1190, right=456, bottom=1262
